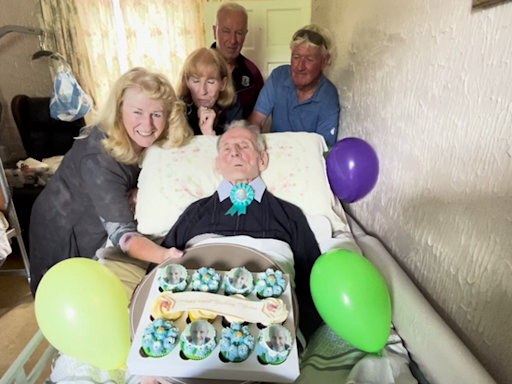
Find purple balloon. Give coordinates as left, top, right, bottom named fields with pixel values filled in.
left=326, top=138, right=379, bottom=203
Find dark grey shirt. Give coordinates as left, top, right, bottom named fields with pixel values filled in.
left=29, top=126, right=140, bottom=294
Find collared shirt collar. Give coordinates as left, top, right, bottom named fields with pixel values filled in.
left=210, top=42, right=247, bottom=69
left=218, top=176, right=266, bottom=203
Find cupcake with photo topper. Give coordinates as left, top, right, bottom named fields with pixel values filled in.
left=191, top=267, right=221, bottom=293
left=256, top=325, right=292, bottom=365
left=158, top=264, right=189, bottom=293
left=255, top=268, right=287, bottom=299
left=223, top=267, right=254, bottom=296
left=180, top=320, right=217, bottom=360
left=222, top=294, right=250, bottom=328
left=141, top=318, right=179, bottom=358
left=219, top=323, right=255, bottom=363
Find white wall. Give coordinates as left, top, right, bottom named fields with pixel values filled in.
left=313, top=0, right=512, bottom=382
left=0, top=0, right=53, bottom=164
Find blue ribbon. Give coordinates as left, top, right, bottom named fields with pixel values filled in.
left=225, top=184, right=254, bottom=216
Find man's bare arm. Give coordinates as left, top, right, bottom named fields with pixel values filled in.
left=248, top=110, right=268, bottom=132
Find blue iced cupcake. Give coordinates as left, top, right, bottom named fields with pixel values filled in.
left=219, top=323, right=255, bottom=363
left=191, top=267, right=221, bottom=293
left=255, top=268, right=287, bottom=299
left=141, top=318, right=179, bottom=358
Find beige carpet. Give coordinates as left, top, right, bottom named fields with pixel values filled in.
left=0, top=251, right=52, bottom=381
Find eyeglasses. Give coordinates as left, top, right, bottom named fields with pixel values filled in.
left=292, top=29, right=328, bottom=50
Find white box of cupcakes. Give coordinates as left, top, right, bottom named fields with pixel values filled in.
left=126, top=265, right=300, bottom=382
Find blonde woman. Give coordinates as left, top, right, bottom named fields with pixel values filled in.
left=29, top=67, right=192, bottom=295
left=177, top=47, right=242, bottom=136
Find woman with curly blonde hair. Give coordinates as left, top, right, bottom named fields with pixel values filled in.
left=29, top=67, right=191, bottom=295
left=177, top=47, right=242, bottom=136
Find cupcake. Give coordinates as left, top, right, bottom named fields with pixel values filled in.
left=191, top=267, right=221, bottom=293
left=180, top=320, right=217, bottom=360
left=256, top=325, right=292, bottom=365
left=223, top=267, right=254, bottom=296
left=141, top=318, right=179, bottom=357
left=255, top=269, right=287, bottom=299
left=219, top=323, right=255, bottom=363
left=150, top=291, right=184, bottom=321
left=158, top=264, right=189, bottom=292
left=222, top=294, right=250, bottom=327
left=188, top=309, right=217, bottom=323
left=256, top=297, right=289, bottom=329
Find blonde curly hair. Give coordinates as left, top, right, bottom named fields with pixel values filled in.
left=89, top=67, right=193, bottom=165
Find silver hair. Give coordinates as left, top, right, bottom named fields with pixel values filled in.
left=269, top=325, right=285, bottom=338
left=190, top=321, right=208, bottom=332
left=216, top=3, right=248, bottom=27
left=219, top=120, right=266, bottom=153
left=233, top=268, right=247, bottom=278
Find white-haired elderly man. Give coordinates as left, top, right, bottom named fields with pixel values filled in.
left=212, top=2, right=264, bottom=119
left=157, top=120, right=323, bottom=342
left=249, top=24, right=339, bottom=147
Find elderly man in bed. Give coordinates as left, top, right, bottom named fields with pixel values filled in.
left=152, top=119, right=323, bottom=342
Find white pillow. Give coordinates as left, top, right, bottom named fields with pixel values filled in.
left=136, top=132, right=350, bottom=239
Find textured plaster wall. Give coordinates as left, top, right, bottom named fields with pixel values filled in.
left=0, top=0, right=53, bottom=164
left=312, top=0, right=512, bottom=382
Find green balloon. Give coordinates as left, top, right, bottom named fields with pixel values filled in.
left=35, top=258, right=130, bottom=370
left=310, top=249, right=391, bottom=353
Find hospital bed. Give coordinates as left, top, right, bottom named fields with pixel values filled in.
left=0, top=133, right=496, bottom=384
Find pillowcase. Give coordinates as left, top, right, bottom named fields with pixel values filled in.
left=136, top=132, right=350, bottom=239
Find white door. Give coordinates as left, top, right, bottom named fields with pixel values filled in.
left=203, top=0, right=312, bottom=80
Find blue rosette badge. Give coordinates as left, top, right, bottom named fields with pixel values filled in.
left=225, top=184, right=254, bottom=216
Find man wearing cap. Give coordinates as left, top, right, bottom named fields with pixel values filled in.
left=212, top=3, right=264, bottom=119
left=249, top=25, right=339, bottom=147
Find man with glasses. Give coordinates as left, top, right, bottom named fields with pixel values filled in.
left=249, top=25, right=339, bottom=147
left=212, top=3, right=264, bottom=119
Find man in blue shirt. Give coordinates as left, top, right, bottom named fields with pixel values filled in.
left=249, top=25, right=339, bottom=147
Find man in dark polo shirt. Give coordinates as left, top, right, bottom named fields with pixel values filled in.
left=212, top=3, right=264, bottom=119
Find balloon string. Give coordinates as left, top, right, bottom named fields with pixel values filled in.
left=377, top=351, right=382, bottom=358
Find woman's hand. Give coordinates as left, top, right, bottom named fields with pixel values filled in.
left=198, top=106, right=216, bottom=135
left=127, top=237, right=183, bottom=264
left=163, top=247, right=183, bottom=261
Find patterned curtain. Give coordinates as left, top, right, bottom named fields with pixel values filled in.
left=75, top=0, right=122, bottom=105
left=119, top=0, right=204, bottom=87
left=40, top=0, right=98, bottom=108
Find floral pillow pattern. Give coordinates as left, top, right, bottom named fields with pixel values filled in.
left=136, top=133, right=350, bottom=239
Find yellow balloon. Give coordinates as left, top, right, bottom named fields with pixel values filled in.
left=35, top=258, right=130, bottom=370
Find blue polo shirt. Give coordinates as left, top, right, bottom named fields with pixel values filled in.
left=253, top=65, right=339, bottom=147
